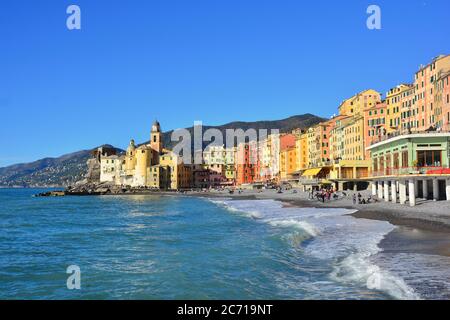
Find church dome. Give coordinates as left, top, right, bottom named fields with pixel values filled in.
left=127, top=139, right=136, bottom=152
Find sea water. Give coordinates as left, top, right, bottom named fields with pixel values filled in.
left=0, top=188, right=448, bottom=299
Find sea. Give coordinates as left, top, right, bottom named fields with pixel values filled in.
left=1, top=188, right=450, bottom=300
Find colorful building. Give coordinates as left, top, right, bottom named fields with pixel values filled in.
left=338, top=89, right=381, bottom=117
left=236, top=142, right=257, bottom=185
left=306, top=123, right=331, bottom=169
left=435, top=70, right=450, bottom=130
left=280, top=145, right=297, bottom=181
left=368, top=132, right=450, bottom=206
left=295, top=132, right=308, bottom=171
left=410, top=55, right=450, bottom=131
left=100, top=121, right=192, bottom=190
left=385, top=84, right=413, bottom=133
left=363, top=101, right=388, bottom=157
left=260, top=134, right=280, bottom=182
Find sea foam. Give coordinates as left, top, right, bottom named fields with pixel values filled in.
left=210, top=198, right=419, bottom=300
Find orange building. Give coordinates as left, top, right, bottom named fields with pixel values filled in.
left=280, top=134, right=296, bottom=150
left=412, top=54, right=450, bottom=130
left=280, top=146, right=297, bottom=181
left=235, top=141, right=260, bottom=185
left=435, top=70, right=450, bottom=130
left=363, top=101, right=388, bottom=158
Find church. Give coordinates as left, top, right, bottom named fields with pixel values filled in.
left=100, top=121, right=192, bottom=190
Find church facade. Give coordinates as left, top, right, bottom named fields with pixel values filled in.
left=100, top=121, right=192, bottom=190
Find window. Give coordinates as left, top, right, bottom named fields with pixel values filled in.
left=417, top=150, right=442, bottom=167
left=393, top=153, right=399, bottom=169
left=401, top=150, right=408, bottom=168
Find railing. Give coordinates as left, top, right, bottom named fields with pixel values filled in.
left=370, top=127, right=450, bottom=146
left=371, top=166, right=450, bottom=177
left=340, top=172, right=369, bottom=179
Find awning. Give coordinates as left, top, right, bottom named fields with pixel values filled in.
left=302, top=168, right=322, bottom=177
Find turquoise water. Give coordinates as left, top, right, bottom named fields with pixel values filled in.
left=0, top=188, right=438, bottom=300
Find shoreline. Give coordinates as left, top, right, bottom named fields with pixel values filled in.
left=29, top=186, right=450, bottom=259
left=188, top=189, right=450, bottom=259
left=32, top=185, right=450, bottom=233
left=186, top=189, right=450, bottom=233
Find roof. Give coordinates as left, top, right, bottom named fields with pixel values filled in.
left=367, top=132, right=450, bottom=150
left=416, top=54, right=450, bottom=73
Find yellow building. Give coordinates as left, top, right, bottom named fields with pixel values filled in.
left=147, top=165, right=168, bottom=190
left=159, top=152, right=192, bottom=190
left=321, top=91, right=381, bottom=191
left=295, top=132, right=308, bottom=171
left=134, top=145, right=153, bottom=186
left=306, top=122, right=331, bottom=168
left=342, top=116, right=365, bottom=161
left=106, top=120, right=192, bottom=190
left=338, top=89, right=381, bottom=117
left=202, top=145, right=236, bottom=184
left=329, top=115, right=371, bottom=178
left=280, top=146, right=297, bottom=181
left=125, top=140, right=137, bottom=176
left=385, top=84, right=413, bottom=133
left=225, top=147, right=236, bottom=182
left=329, top=116, right=351, bottom=163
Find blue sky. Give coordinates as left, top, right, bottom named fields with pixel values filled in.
left=1, top=0, right=449, bottom=167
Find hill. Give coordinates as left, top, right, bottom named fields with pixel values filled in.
left=0, top=114, right=325, bottom=187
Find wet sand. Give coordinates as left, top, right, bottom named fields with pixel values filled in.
left=380, top=226, right=450, bottom=257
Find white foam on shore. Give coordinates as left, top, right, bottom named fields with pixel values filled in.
left=210, top=198, right=420, bottom=300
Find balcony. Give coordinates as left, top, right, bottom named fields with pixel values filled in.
left=370, top=126, right=450, bottom=146
left=371, top=166, right=450, bottom=177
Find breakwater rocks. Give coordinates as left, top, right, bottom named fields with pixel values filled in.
left=34, top=191, right=66, bottom=197
left=34, top=183, right=172, bottom=197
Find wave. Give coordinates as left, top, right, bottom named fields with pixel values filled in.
left=331, top=251, right=419, bottom=300
left=268, top=219, right=319, bottom=237
left=209, top=198, right=419, bottom=300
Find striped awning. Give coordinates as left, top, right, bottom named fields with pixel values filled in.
left=302, top=168, right=322, bottom=177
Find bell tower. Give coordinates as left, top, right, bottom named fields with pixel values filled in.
left=150, top=120, right=162, bottom=154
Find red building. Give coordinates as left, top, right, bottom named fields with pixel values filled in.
left=235, top=141, right=260, bottom=185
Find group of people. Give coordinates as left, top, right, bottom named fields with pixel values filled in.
left=352, top=192, right=375, bottom=205
left=309, top=188, right=339, bottom=203
left=306, top=188, right=376, bottom=205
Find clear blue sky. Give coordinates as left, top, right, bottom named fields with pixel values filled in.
left=1, top=0, right=449, bottom=167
